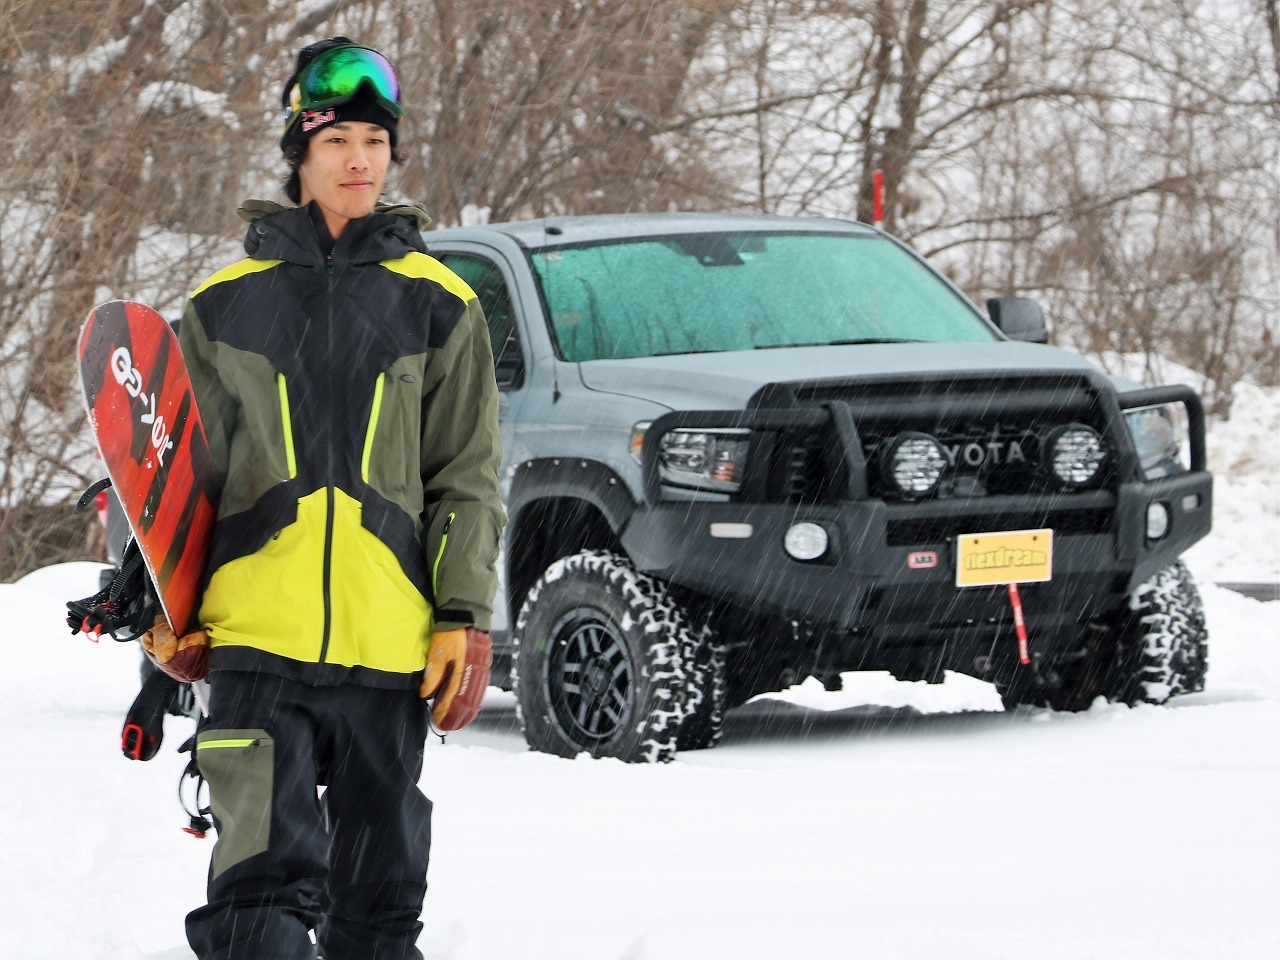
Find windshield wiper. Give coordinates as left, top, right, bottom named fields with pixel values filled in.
left=753, top=338, right=924, bottom=349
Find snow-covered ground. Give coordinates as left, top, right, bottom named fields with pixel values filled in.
left=2, top=396, right=1277, bottom=960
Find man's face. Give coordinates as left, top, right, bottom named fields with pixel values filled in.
left=297, top=121, right=392, bottom=238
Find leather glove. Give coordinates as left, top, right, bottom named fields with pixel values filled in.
left=141, top=614, right=211, bottom=682
left=420, top=627, right=492, bottom=731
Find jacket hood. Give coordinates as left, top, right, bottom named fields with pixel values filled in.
left=236, top=199, right=431, bottom=266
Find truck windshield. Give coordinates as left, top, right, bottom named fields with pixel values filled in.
left=529, top=232, right=995, bottom=361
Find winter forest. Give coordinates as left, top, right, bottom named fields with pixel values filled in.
left=1, top=0, right=1277, bottom=580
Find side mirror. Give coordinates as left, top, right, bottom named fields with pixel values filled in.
left=987, top=297, right=1048, bottom=344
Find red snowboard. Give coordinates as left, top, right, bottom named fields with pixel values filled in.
left=79, top=301, right=218, bottom=636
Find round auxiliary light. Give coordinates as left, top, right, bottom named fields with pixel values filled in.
left=886, top=432, right=948, bottom=498
left=1146, top=501, right=1171, bottom=540
left=784, top=522, right=829, bottom=561
left=1047, top=424, right=1107, bottom=487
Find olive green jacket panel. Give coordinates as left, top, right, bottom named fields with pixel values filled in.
left=415, top=297, right=505, bottom=629
left=179, top=308, right=291, bottom=519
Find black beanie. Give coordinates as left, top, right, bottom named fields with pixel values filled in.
left=280, top=37, right=400, bottom=152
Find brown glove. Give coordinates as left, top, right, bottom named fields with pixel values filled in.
left=141, top=614, right=211, bottom=682
left=420, top=627, right=492, bottom=731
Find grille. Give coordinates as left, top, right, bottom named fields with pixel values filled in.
left=749, top=372, right=1120, bottom=513
left=885, top=507, right=1113, bottom=546
left=794, top=373, right=1111, bottom=502
left=863, top=419, right=1071, bottom=499
left=767, top=432, right=833, bottom=502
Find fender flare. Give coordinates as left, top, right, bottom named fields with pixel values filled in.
left=505, top=458, right=638, bottom=537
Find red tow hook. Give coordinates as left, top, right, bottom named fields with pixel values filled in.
left=1007, top=582, right=1031, bottom=665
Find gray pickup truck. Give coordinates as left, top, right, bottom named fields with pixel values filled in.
left=425, top=213, right=1213, bottom=762
left=425, top=213, right=1212, bottom=762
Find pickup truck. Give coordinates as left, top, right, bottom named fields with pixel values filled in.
left=423, top=212, right=1212, bottom=762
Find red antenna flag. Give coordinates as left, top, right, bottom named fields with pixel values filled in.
left=872, top=169, right=885, bottom=228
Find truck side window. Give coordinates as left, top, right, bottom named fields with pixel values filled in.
left=438, top=253, right=524, bottom=388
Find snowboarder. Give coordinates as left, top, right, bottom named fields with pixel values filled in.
left=166, top=37, right=504, bottom=960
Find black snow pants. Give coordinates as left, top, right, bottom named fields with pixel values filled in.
left=186, top=670, right=433, bottom=960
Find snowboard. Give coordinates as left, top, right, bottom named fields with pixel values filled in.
left=78, top=301, right=218, bottom=636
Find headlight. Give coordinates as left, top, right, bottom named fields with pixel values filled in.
left=883, top=432, right=947, bottom=498
left=1125, top=404, right=1186, bottom=479
left=1046, top=423, right=1107, bottom=487
left=657, top=428, right=751, bottom=493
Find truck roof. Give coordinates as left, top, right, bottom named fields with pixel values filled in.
left=426, top=211, right=878, bottom=248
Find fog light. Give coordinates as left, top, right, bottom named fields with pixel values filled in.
left=1047, top=424, right=1106, bottom=487
left=784, top=522, right=829, bottom=561
left=885, top=432, right=947, bottom=498
left=1146, top=502, right=1170, bottom=540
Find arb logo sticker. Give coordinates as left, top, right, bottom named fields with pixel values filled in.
left=907, top=551, right=938, bottom=569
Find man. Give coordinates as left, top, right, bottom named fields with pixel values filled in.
left=172, top=38, right=504, bottom=960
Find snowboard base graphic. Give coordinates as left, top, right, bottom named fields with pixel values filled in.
left=78, top=300, right=217, bottom=635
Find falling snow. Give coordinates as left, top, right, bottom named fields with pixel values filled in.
left=0, top=402, right=1276, bottom=959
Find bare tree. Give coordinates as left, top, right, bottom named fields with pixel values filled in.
left=0, top=0, right=277, bottom=578
left=680, top=0, right=1278, bottom=409
left=322, top=1, right=737, bottom=223
left=1, top=0, right=1274, bottom=578
left=0, top=0, right=738, bottom=579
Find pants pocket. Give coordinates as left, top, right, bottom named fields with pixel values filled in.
left=196, top=728, right=275, bottom=879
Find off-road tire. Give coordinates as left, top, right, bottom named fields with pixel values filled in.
left=512, top=551, right=706, bottom=762
left=1000, top=560, right=1208, bottom=711
left=675, top=626, right=726, bottom=751
left=1120, top=560, right=1208, bottom=702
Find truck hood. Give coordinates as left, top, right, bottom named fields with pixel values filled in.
left=577, top=341, right=1104, bottom=412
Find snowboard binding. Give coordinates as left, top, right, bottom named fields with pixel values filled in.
left=66, top=480, right=161, bottom=642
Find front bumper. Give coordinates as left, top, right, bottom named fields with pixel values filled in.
left=623, top=384, right=1212, bottom=667
left=621, top=469, right=1211, bottom=639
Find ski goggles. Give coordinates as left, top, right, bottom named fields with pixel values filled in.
left=284, top=45, right=404, bottom=129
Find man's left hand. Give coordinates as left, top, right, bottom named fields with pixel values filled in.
left=420, top=627, right=492, bottom=731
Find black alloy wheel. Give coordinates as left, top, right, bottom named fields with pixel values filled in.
left=545, top=607, right=636, bottom=748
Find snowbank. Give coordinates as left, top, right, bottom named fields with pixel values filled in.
left=0, top=564, right=1276, bottom=960
left=1184, top=381, right=1280, bottom=583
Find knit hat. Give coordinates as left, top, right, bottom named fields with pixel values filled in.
left=280, top=37, right=402, bottom=151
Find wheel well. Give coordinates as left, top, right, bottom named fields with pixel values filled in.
left=507, top=497, right=623, bottom=623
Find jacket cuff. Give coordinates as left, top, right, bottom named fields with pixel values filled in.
left=433, top=609, right=475, bottom=632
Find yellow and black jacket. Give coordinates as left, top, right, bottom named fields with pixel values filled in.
left=180, top=200, right=504, bottom=688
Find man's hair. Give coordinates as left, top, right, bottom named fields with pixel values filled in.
left=282, top=139, right=405, bottom=205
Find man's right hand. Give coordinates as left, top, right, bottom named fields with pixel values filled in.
left=141, top=615, right=211, bottom=682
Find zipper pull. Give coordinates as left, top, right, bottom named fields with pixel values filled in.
left=432, top=512, right=456, bottom=598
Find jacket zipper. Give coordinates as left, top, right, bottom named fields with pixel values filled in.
left=360, top=372, right=387, bottom=483
left=319, top=255, right=337, bottom=664
left=277, top=373, right=298, bottom=478
left=432, top=511, right=455, bottom=600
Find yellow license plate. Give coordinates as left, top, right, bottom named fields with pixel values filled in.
left=955, top=528, right=1053, bottom=588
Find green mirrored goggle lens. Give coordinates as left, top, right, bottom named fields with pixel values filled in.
left=292, top=46, right=403, bottom=117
